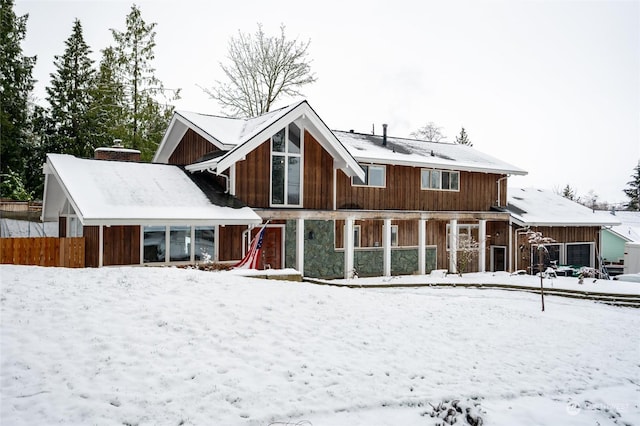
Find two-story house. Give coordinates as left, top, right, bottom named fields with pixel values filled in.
left=43, top=100, right=535, bottom=278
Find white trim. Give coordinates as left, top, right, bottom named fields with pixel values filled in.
left=490, top=245, right=507, bottom=272
left=333, top=166, right=337, bottom=211
left=354, top=155, right=527, bottom=176
left=479, top=219, right=486, bottom=272
left=351, top=164, right=386, bottom=188
left=449, top=219, right=458, bottom=273
left=565, top=241, right=595, bottom=268
left=139, top=225, right=144, bottom=265
left=420, top=168, right=460, bottom=192
left=344, top=218, right=355, bottom=279
left=269, top=123, right=304, bottom=208
left=98, top=225, right=104, bottom=267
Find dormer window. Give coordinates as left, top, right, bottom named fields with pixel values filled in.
left=271, top=123, right=303, bottom=206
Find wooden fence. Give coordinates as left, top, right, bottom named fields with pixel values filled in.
left=0, top=237, right=85, bottom=268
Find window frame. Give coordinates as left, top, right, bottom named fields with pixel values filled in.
left=421, top=168, right=460, bottom=191
left=352, top=164, right=387, bottom=188
left=270, top=122, right=304, bottom=207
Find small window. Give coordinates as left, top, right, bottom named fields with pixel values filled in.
left=352, top=164, right=386, bottom=187
left=354, top=225, right=361, bottom=248
left=144, top=226, right=166, bottom=263
left=391, top=225, right=398, bottom=247
left=195, top=227, right=215, bottom=262
left=421, top=169, right=459, bottom=191
left=169, top=226, right=191, bottom=262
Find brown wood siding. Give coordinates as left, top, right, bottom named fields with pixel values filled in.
left=235, top=140, right=271, bottom=207
left=59, top=219, right=66, bottom=237
left=83, top=226, right=100, bottom=267
left=336, top=167, right=505, bottom=211
left=514, top=226, right=601, bottom=271
left=218, top=225, right=247, bottom=261
left=303, top=132, right=333, bottom=209
left=168, top=129, right=219, bottom=165
left=103, top=225, right=140, bottom=266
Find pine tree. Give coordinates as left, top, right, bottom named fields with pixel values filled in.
left=0, top=0, right=36, bottom=198
left=624, top=161, right=640, bottom=211
left=46, top=18, right=96, bottom=158
left=455, top=127, right=472, bottom=146
left=88, top=46, right=128, bottom=148
left=110, top=4, right=179, bottom=160
left=561, top=184, right=576, bottom=201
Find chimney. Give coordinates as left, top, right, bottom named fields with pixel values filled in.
left=382, top=123, right=388, bottom=147
left=94, top=139, right=141, bottom=162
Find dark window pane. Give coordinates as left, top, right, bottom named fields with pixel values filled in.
left=567, top=244, right=591, bottom=267
left=421, top=170, right=430, bottom=189
left=430, top=170, right=440, bottom=189
left=272, top=128, right=285, bottom=152
left=195, top=227, right=215, bottom=262
left=170, top=226, right=191, bottom=261
left=144, top=226, right=165, bottom=263
left=287, top=157, right=301, bottom=205
left=271, top=156, right=285, bottom=204
left=288, top=123, right=301, bottom=154
left=442, top=171, right=451, bottom=189
left=450, top=172, right=459, bottom=190
left=353, top=165, right=368, bottom=185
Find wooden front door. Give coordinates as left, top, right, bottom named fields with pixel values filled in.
left=251, top=226, right=283, bottom=269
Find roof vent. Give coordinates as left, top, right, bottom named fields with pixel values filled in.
left=382, top=123, right=388, bottom=147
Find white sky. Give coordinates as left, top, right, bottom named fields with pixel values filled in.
left=15, top=0, right=640, bottom=205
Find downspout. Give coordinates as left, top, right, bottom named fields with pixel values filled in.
left=207, top=168, right=229, bottom=194
left=496, top=175, right=509, bottom=207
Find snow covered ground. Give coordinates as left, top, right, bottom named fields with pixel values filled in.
left=1, top=265, right=638, bottom=425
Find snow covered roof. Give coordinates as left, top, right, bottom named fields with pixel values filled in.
left=334, top=131, right=527, bottom=176
left=155, top=100, right=365, bottom=180
left=597, top=210, right=640, bottom=242
left=42, top=154, right=262, bottom=226
left=506, top=187, right=621, bottom=227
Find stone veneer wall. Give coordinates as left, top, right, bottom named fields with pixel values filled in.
left=286, top=219, right=438, bottom=278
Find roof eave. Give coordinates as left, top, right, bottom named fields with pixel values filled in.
left=352, top=155, right=527, bottom=176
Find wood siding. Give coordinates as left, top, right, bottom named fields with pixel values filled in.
left=235, top=140, right=271, bottom=207
left=336, top=167, right=505, bottom=211
left=0, top=237, right=85, bottom=267
left=103, top=225, right=141, bottom=266
left=303, top=132, right=333, bottom=209
left=84, top=226, right=100, bottom=267
left=169, top=129, right=219, bottom=165
left=218, top=225, right=247, bottom=261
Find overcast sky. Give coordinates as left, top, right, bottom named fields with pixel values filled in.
left=15, top=0, right=640, bottom=205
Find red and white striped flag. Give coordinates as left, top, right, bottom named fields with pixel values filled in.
left=233, top=223, right=268, bottom=269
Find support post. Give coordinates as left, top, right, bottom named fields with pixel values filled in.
left=344, top=218, right=354, bottom=279
left=449, top=219, right=458, bottom=274
left=296, top=218, right=304, bottom=274
left=418, top=219, right=427, bottom=275
left=383, top=219, right=392, bottom=277
left=479, top=219, right=487, bottom=272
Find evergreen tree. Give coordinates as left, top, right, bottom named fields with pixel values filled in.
left=110, top=4, right=179, bottom=160
left=88, top=46, right=128, bottom=149
left=0, top=0, right=36, bottom=198
left=624, top=161, right=640, bottom=211
left=561, top=184, right=576, bottom=201
left=455, top=127, right=472, bottom=146
left=46, top=18, right=96, bottom=158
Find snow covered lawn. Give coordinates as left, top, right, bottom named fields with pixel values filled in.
left=1, top=265, right=638, bottom=425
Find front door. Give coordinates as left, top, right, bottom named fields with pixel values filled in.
left=251, top=226, right=283, bottom=269
left=491, top=246, right=507, bottom=272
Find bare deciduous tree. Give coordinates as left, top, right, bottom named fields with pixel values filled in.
left=410, top=122, right=445, bottom=142
left=203, top=24, right=317, bottom=118
left=526, top=230, right=556, bottom=312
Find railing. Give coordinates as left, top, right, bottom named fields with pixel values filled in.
left=0, top=237, right=85, bottom=268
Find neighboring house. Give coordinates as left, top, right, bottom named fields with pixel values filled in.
left=598, top=210, right=640, bottom=274
left=43, top=99, right=544, bottom=277
left=504, top=188, right=620, bottom=274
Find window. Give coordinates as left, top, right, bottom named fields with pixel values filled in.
left=354, top=225, right=361, bottom=248
left=421, top=169, right=460, bottom=191
left=352, top=164, right=386, bottom=187
left=143, top=226, right=166, bottom=263
left=531, top=243, right=562, bottom=273
left=566, top=243, right=593, bottom=267
left=170, top=226, right=191, bottom=262
left=67, top=216, right=83, bottom=237
left=446, top=224, right=478, bottom=250
left=391, top=225, right=399, bottom=247
left=195, top=227, right=215, bottom=262
left=271, top=123, right=303, bottom=206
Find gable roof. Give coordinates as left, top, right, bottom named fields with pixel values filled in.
left=42, top=154, right=261, bottom=226
left=506, top=187, right=621, bottom=227
left=334, top=131, right=527, bottom=176
left=598, top=211, right=640, bottom=242
left=155, top=100, right=365, bottom=180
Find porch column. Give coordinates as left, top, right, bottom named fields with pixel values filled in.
left=344, top=218, right=355, bottom=279
left=229, top=164, right=236, bottom=195
left=418, top=219, right=427, bottom=275
left=479, top=219, right=487, bottom=272
left=449, top=219, right=458, bottom=273
left=296, top=218, right=305, bottom=274
left=383, top=218, right=392, bottom=277
left=98, top=225, right=104, bottom=267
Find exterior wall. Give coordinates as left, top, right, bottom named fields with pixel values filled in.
left=303, top=133, right=334, bottom=210
left=513, top=225, right=601, bottom=272
left=235, top=140, right=271, bottom=207
left=218, top=225, right=247, bottom=261
left=336, top=167, right=505, bottom=211
left=84, top=225, right=100, bottom=267
left=103, top=226, right=140, bottom=266
left=169, top=129, right=219, bottom=165
left=601, top=229, right=626, bottom=263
